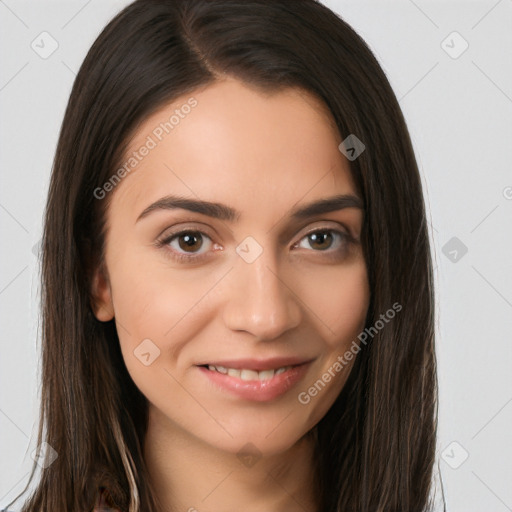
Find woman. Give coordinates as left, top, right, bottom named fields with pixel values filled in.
left=6, top=0, right=439, bottom=511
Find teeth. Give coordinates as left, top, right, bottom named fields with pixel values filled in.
left=258, top=370, right=275, bottom=380
left=207, top=365, right=292, bottom=380
left=240, top=369, right=259, bottom=381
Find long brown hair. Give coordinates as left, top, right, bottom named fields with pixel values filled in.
left=6, top=1, right=438, bottom=511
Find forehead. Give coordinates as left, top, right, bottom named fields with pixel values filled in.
left=109, top=78, right=357, bottom=221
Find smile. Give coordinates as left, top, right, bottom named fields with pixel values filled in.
left=196, top=358, right=313, bottom=402
left=205, top=364, right=292, bottom=381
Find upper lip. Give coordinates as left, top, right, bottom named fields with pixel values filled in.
left=197, top=356, right=314, bottom=371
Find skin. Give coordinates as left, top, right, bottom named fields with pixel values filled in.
left=91, top=77, right=370, bottom=512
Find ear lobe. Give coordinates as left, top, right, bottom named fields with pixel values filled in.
left=90, top=262, right=114, bottom=322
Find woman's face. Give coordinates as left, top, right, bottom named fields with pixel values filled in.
left=92, top=77, right=370, bottom=456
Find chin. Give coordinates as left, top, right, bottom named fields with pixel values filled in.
left=195, top=410, right=316, bottom=459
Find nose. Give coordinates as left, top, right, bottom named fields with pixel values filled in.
left=222, top=246, right=302, bottom=340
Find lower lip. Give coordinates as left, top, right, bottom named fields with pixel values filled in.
left=197, top=363, right=311, bottom=402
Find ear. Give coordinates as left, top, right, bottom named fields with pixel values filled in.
left=90, top=261, right=115, bottom=322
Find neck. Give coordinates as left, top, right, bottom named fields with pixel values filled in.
left=143, top=405, right=319, bottom=512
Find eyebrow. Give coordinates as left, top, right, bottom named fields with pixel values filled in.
left=136, top=193, right=363, bottom=223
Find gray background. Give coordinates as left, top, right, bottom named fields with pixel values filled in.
left=1, top=0, right=511, bottom=510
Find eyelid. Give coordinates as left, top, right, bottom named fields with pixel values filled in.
left=293, top=221, right=357, bottom=245
left=156, top=221, right=217, bottom=240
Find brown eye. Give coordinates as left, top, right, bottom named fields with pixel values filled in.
left=307, top=231, right=333, bottom=251
left=177, top=232, right=204, bottom=253
left=161, top=230, right=214, bottom=259
left=296, top=229, right=349, bottom=253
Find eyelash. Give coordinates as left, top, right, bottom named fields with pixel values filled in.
left=155, top=226, right=356, bottom=264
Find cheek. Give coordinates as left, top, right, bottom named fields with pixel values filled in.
left=106, top=249, right=222, bottom=367
left=294, top=262, right=368, bottom=430
left=300, top=258, right=369, bottom=348
left=105, top=256, right=212, bottom=411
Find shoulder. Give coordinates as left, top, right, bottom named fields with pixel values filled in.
left=92, top=487, right=123, bottom=512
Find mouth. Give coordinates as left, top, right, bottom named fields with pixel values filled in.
left=201, top=364, right=294, bottom=381
left=196, top=357, right=314, bottom=402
